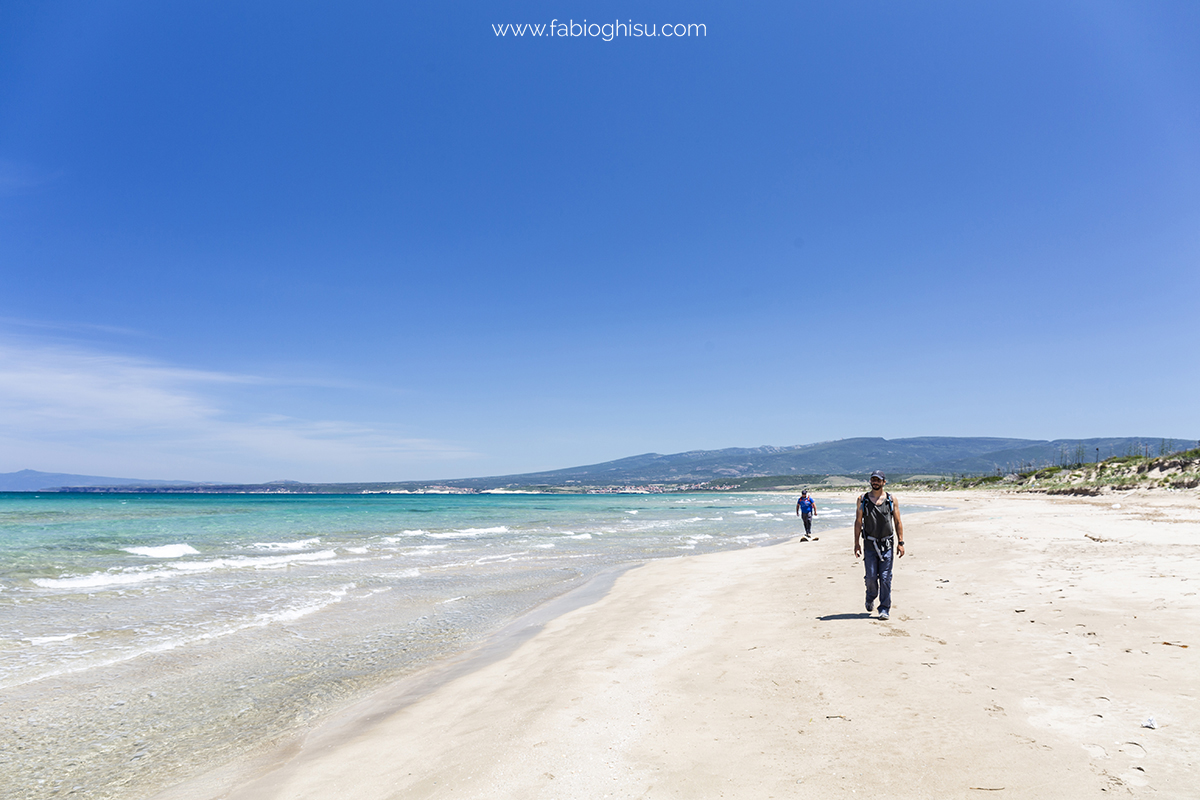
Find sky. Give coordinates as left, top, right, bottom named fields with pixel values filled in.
left=1, top=1, right=1198, bottom=483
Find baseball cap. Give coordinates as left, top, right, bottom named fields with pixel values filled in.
left=869, top=470, right=886, bottom=480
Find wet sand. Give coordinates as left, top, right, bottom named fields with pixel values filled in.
left=157, top=490, right=1200, bottom=799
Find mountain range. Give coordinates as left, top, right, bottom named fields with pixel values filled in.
left=3, top=436, right=1192, bottom=492
left=0, top=469, right=197, bottom=492
left=437, top=436, right=1191, bottom=488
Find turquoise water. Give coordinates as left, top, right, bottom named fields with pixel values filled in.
left=0, top=492, right=853, bottom=687
left=0, top=490, right=854, bottom=798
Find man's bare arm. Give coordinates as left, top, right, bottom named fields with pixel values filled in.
left=853, top=497, right=863, bottom=558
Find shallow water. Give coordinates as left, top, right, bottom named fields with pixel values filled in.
left=0, top=491, right=854, bottom=798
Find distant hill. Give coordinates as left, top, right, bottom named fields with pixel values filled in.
left=0, top=470, right=198, bottom=492
left=23, top=435, right=1194, bottom=493
left=447, top=436, right=1194, bottom=488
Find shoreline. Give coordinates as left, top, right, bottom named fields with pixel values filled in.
left=145, top=563, right=638, bottom=800
left=154, top=489, right=1200, bottom=799
left=4, top=491, right=834, bottom=799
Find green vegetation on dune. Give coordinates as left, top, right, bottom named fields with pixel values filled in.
left=952, top=449, right=1200, bottom=494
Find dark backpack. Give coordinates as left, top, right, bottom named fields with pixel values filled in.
left=860, top=492, right=895, bottom=540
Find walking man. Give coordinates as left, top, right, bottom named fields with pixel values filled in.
left=853, top=470, right=905, bottom=620
left=796, top=490, right=817, bottom=539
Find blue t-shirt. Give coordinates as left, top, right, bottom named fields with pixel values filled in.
left=798, top=497, right=815, bottom=515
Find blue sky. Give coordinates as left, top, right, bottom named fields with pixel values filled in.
left=2, top=1, right=1198, bottom=482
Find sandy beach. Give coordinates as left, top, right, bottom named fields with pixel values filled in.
left=156, top=490, right=1200, bottom=800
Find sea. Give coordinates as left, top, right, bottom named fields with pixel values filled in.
left=0, top=490, right=855, bottom=799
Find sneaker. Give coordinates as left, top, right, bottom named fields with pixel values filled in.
left=865, top=600, right=873, bottom=613
left=878, top=609, right=890, bottom=621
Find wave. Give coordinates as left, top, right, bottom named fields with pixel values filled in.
left=427, top=526, right=510, bottom=539
left=122, top=544, right=200, bottom=558
left=32, top=550, right=340, bottom=590
left=255, top=586, right=349, bottom=624
left=4, top=584, right=356, bottom=689
left=382, top=530, right=429, bottom=542
left=249, top=537, right=321, bottom=551
left=474, top=551, right=531, bottom=566
left=25, top=632, right=85, bottom=646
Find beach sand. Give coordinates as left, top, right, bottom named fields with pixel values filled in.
left=156, top=490, right=1200, bottom=799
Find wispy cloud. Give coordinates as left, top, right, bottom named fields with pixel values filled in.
left=0, top=160, right=61, bottom=195
left=0, top=338, right=475, bottom=482
left=0, top=316, right=150, bottom=338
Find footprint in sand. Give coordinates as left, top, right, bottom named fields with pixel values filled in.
left=1119, top=770, right=1149, bottom=787
left=1118, top=742, right=1147, bottom=758
left=1082, top=744, right=1108, bottom=758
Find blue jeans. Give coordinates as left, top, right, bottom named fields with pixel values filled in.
left=863, top=540, right=893, bottom=612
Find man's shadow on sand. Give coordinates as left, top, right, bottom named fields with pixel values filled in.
left=817, top=612, right=874, bottom=621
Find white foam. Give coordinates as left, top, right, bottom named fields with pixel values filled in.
left=622, top=519, right=682, bottom=532
left=563, top=533, right=593, bottom=540
left=381, top=530, right=430, bottom=542
left=5, top=584, right=356, bottom=689
left=428, top=526, right=510, bottom=539
left=256, top=588, right=348, bottom=624
left=474, top=551, right=529, bottom=565
left=343, top=546, right=369, bottom=554
left=250, top=537, right=321, bottom=551
left=25, top=633, right=84, bottom=646
left=32, top=550, right=340, bottom=590
left=123, top=544, right=200, bottom=558
left=32, top=571, right=163, bottom=590
left=733, top=510, right=758, bottom=515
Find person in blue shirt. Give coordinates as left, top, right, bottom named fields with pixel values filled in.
left=795, top=490, right=817, bottom=539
